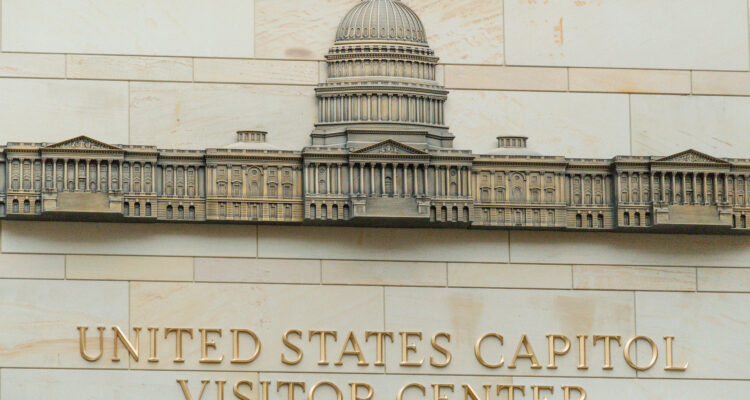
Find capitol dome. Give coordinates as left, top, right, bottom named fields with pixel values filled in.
left=335, top=0, right=428, bottom=46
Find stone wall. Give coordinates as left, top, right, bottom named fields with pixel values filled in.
left=1, top=0, right=750, bottom=398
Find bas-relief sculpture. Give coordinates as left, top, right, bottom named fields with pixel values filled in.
left=1, top=0, right=748, bottom=233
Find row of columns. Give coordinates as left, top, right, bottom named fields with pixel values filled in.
left=305, top=162, right=472, bottom=198
left=206, top=165, right=300, bottom=199
left=569, top=173, right=609, bottom=206
left=319, top=94, right=444, bottom=125
left=620, top=171, right=749, bottom=206
left=476, top=172, right=566, bottom=204
left=327, top=59, right=436, bottom=80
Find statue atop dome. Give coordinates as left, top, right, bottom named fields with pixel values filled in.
left=311, top=0, right=453, bottom=150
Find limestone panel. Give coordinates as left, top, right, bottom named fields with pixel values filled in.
left=510, top=231, right=750, bottom=268
left=258, top=226, right=509, bottom=263
left=404, top=0, right=504, bottom=64
left=504, top=0, right=749, bottom=70
left=631, top=95, right=750, bottom=158
left=693, top=71, right=750, bottom=96
left=1, top=369, right=259, bottom=400
left=195, top=258, right=321, bottom=284
left=0, top=78, right=128, bottom=145
left=67, top=55, right=193, bottom=82
left=573, top=265, right=696, bottom=291
left=448, top=263, right=572, bottom=289
left=194, top=59, right=320, bottom=85
left=1, top=0, right=255, bottom=57
left=1, top=221, right=257, bottom=258
left=322, top=260, right=447, bottom=286
left=0, top=53, right=65, bottom=78
left=130, top=282, right=384, bottom=372
left=636, top=292, right=750, bottom=379
left=384, top=287, right=636, bottom=377
left=0, top=279, right=128, bottom=368
left=129, top=82, right=316, bottom=150
left=66, top=255, right=194, bottom=281
left=255, top=0, right=504, bottom=64
left=446, top=90, right=630, bottom=158
left=698, top=268, right=750, bottom=292
left=569, top=68, right=691, bottom=94
left=0, top=254, right=65, bottom=279
left=444, top=65, right=567, bottom=91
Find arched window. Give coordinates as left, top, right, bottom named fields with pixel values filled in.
left=430, top=206, right=436, bottom=222
left=146, top=203, right=152, bottom=217
left=123, top=202, right=129, bottom=216
left=134, top=202, right=140, bottom=217
left=321, top=204, right=328, bottom=219
left=742, top=215, right=747, bottom=229
left=179, top=206, right=185, bottom=220
left=576, top=214, right=583, bottom=228
left=23, top=200, right=30, bottom=213
left=587, top=214, right=593, bottom=228
left=441, top=207, right=447, bottom=222
left=623, top=212, right=630, bottom=226
left=35, top=200, right=41, bottom=213
left=12, top=199, right=19, bottom=214
left=634, top=212, right=641, bottom=226
left=597, top=214, right=604, bottom=228
left=167, top=205, right=173, bottom=219
left=452, top=207, right=458, bottom=222
left=343, top=205, right=350, bottom=220
left=189, top=206, right=196, bottom=220
left=310, top=204, right=317, bottom=219
left=332, top=204, right=339, bottom=220
left=463, top=207, right=470, bottom=222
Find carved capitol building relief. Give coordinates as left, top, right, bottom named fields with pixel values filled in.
left=0, top=0, right=747, bottom=233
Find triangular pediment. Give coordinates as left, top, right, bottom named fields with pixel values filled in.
left=43, top=136, right=122, bottom=151
left=352, top=140, right=427, bottom=156
left=655, top=149, right=728, bottom=165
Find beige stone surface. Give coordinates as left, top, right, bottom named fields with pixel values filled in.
left=1, top=0, right=255, bottom=57
left=636, top=292, right=750, bottom=379
left=66, top=55, right=193, bottom=82
left=447, top=90, right=630, bottom=157
left=510, top=231, right=750, bottom=268
left=0, top=279, right=128, bottom=368
left=631, top=95, right=750, bottom=158
left=444, top=65, right=567, bottom=91
left=66, top=255, right=194, bottom=281
left=0, top=53, right=66, bottom=78
left=1, top=369, right=260, bottom=400
left=573, top=265, right=696, bottom=291
left=130, top=282, right=384, bottom=372
left=195, top=58, right=320, bottom=85
left=0, top=78, right=128, bottom=144
left=322, top=260, right=446, bottom=286
left=448, top=263, right=572, bottom=289
left=129, top=82, right=316, bottom=150
left=569, top=68, right=691, bottom=94
left=504, top=0, right=749, bottom=70
left=693, top=71, right=750, bottom=96
left=258, top=226, right=509, bottom=263
left=0, top=254, right=65, bottom=279
left=195, top=258, right=321, bottom=284
left=1, top=221, right=257, bottom=258
left=255, top=0, right=504, bottom=64
left=384, top=287, right=636, bottom=377
left=404, top=0, right=504, bottom=64
left=698, top=268, right=750, bottom=292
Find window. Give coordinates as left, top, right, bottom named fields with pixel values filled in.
left=576, top=214, right=583, bottom=228
left=189, top=206, right=196, bottom=220
left=167, top=205, right=173, bottom=219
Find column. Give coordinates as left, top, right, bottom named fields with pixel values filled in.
left=348, top=164, right=354, bottom=196
left=370, top=164, right=374, bottom=195
left=458, top=167, right=463, bottom=197
left=434, top=167, right=439, bottom=196
left=724, top=174, right=730, bottom=203
left=338, top=164, right=342, bottom=195
left=359, top=164, right=364, bottom=195
left=713, top=174, right=718, bottom=204
left=314, top=163, right=319, bottom=195
left=380, top=163, right=385, bottom=196
left=691, top=173, right=697, bottom=204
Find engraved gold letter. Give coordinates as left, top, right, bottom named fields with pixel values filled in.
left=430, top=332, right=452, bottom=368
left=231, top=329, right=261, bottom=364
left=624, top=336, right=658, bottom=371
left=432, top=384, right=454, bottom=400
left=546, top=334, right=571, bottom=369
left=112, top=326, right=141, bottom=362
left=563, top=386, right=586, bottom=400
left=508, top=335, right=541, bottom=369
left=532, top=386, right=553, bottom=400
left=593, top=335, right=621, bottom=370
left=234, top=380, right=253, bottom=400
left=474, top=333, right=504, bottom=368
left=664, top=336, right=688, bottom=371
left=335, top=331, right=368, bottom=366
left=400, top=331, right=424, bottom=367
left=398, top=383, right=426, bottom=400
left=282, top=329, right=303, bottom=365
left=277, top=382, right=306, bottom=400
left=349, top=382, right=374, bottom=400
left=165, top=328, right=194, bottom=363
left=497, top=385, right=526, bottom=400
left=365, top=331, right=394, bottom=366
left=576, top=335, right=588, bottom=370
left=462, top=384, right=492, bottom=400
left=309, top=330, right=338, bottom=365
left=77, top=326, right=105, bottom=362
left=309, top=382, right=342, bottom=400
left=177, top=379, right=210, bottom=400
left=199, top=328, right=223, bottom=364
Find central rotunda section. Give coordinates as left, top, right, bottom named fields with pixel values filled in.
left=311, top=0, right=453, bottom=150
